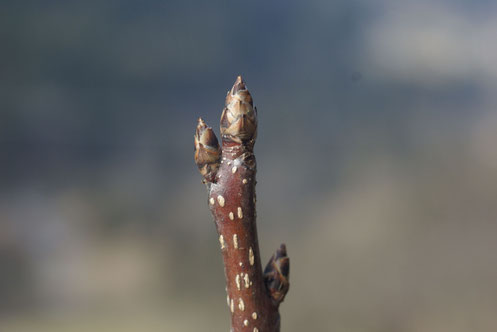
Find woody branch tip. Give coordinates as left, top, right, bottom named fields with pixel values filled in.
left=193, top=76, right=289, bottom=332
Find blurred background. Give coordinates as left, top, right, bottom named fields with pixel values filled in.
left=2, top=0, right=497, bottom=331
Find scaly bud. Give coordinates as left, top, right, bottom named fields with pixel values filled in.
left=194, top=118, right=221, bottom=183
left=264, top=244, right=290, bottom=305
left=220, top=76, right=257, bottom=144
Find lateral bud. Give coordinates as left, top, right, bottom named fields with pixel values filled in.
left=194, top=118, right=221, bottom=183
left=264, top=244, right=290, bottom=305
left=220, top=75, right=257, bottom=144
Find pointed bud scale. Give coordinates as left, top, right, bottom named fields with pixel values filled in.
left=220, top=76, right=257, bottom=144
left=264, top=244, right=290, bottom=305
left=194, top=118, right=221, bottom=183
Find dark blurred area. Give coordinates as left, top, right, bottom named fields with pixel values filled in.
left=2, top=0, right=497, bottom=331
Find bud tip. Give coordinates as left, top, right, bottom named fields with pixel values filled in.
left=231, top=75, right=246, bottom=94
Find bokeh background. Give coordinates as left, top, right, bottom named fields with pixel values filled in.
left=2, top=0, right=497, bottom=331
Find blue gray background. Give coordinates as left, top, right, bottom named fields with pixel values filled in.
left=2, top=0, right=497, bottom=331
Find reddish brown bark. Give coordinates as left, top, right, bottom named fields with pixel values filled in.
left=194, top=76, right=289, bottom=332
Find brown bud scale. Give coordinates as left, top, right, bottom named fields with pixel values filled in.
left=264, top=244, right=290, bottom=305
left=194, top=118, right=221, bottom=183
left=220, top=76, right=257, bottom=145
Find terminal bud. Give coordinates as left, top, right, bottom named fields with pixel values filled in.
left=220, top=76, right=257, bottom=144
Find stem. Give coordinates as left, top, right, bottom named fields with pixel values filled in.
left=194, top=76, right=289, bottom=331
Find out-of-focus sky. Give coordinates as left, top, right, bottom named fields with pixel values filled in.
left=1, top=0, right=497, bottom=331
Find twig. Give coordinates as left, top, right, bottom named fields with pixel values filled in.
left=194, top=76, right=289, bottom=331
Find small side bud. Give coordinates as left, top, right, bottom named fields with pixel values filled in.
left=194, top=118, right=221, bottom=183
left=264, top=244, right=290, bottom=305
left=220, top=76, right=257, bottom=144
